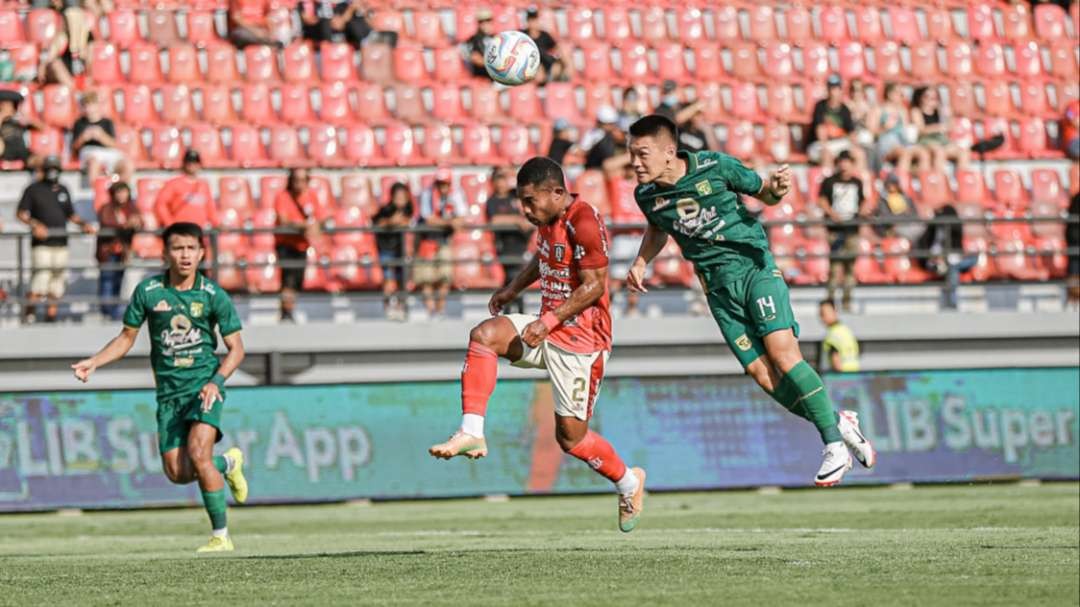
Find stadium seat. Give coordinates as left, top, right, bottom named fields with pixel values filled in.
left=393, top=44, right=428, bottom=83
left=88, top=42, right=121, bottom=84
left=496, top=124, right=531, bottom=165
left=1013, top=42, right=1044, bottom=80
left=925, top=8, right=955, bottom=43
left=425, top=85, right=463, bottom=124
left=655, top=43, right=687, bottom=83
left=244, top=45, right=280, bottom=83
left=602, top=7, right=632, bottom=45
left=452, top=230, right=504, bottom=291
left=114, top=125, right=149, bottom=168
left=268, top=125, right=305, bottom=166
left=411, top=10, right=446, bottom=48
left=128, top=42, right=164, bottom=85
left=853, top=238, right=888, bottom=284
left=188, top=123, right=228, bottom=168
left=881, top=236, right=931, bottom=284
left=566, top=7, right=596, bottom=45
left=916, top=171, right=951, bottom=210
left=392, top=85, right=426, bottom=124
left=993, top=169, right=1029, bottom=211
left=104, top=10, right=137, bottom=49
left=1017, top=118, right=1056, bottom=158
left=760, top=122, right=792, bottom=163
left=459, top=173, right=490, bottom=208
left=800, top=42, right=830, bottom=82
left=583, top=82, right=615, bottom=123
left=908, top=41, right=940, bottom=80
left=421, top=123, right=457, bottom=166
left=580, top=44, right=614, bottom=82
left=692, top=45, right=723, bottom=82
left=0, top=9, right=24, bottom=46
left=981, top=80, right=1012, bottom=117
left=785, top=5, right=813, bottom=43
left=305, top=124, right=341, bottom=167
left=967, top=3, right=997, bottom=42
left=241, top=83, right=275, bottom=125
left=618, top=44, right=651, bottom=82
left=258, top=175, right=286, bottom=210
left=1030, top=169, right=1067, bottom=207
left=218, top=175, right=254, bottom=218
left=574, top=170, right=610, bottom=218
left=955, top=170, right=990, bottom=205
left=543, top=82, right=577, bottom=122
left=1048, top=43, right=1078, bottom=80
left=147, top=9, right=180, bottom=47
left=159, top=85, right=195, bottom=125
left=652, top=239, right=694, bottom=287
left=150, top=126, right=183, bottom=169
left=728, top=82, right=761, bottom=121
left=28, top=127, right=64, bottom=159
left=361, top=42, right=394, bottom=84
left=8, top=43, right=38, bottom=79
left=975, top=43, right=1006, bottom=78
left=980, top=117, right=1017, bottom=159
left=764, top=84, right=795, bottom=121
left=340, top=174, right=376, bottom=215
left=677, top=7, right=708, bottom=45
left=468, top=83, right=504, bottom=123
left=186, top=11, right=220, bottom=47
left=205, top=42, right=240, bottom=83
left=318, top=82, right=353, bottom=124
left=818, top=5, right=848, bottom=44
left=371, top=9, right=405, bottom=37
left=41, top=84, right=76, bottom=129
left=871, top=41, right=902, bottom=81
left=321, top=42, right=357, bottom=82
left=167, top=43, right=200, bottom=84
left=945, top=42, right=974, bottom=79
left=731, top=43, right=759, bottom=81
left=837, top=42, right=866, bottom=81
left=713, top=6, right=739, bottom=41
left=462, top=124, right=498, bottom=164
left=433, top=46, right=469, bottom=82
left=384, top=123, right=422, bottom=166
left=199, top=85, right=238, bottom=125
left=1034, top=4, right=1068, bottom=41
left=282, top=42, right=317, bottom=84
left=230, top=123, right=272, bottom=168
left=279, top=84, right=315, bottom=124
left=506, top=84, right=543, bottom=125
left=639, top=7, right=669, bottom=43
left=343, top=124, right=384, bottom=166
left=724, top=121, right=755, bottom=159
left=948, top=81, right=977, bottom=118
left=354, top=83, right=389, bottom=122
left=748, top=5, right=777, bottom=43
left=1002, top=3, right=1032, bottom=41
left=888, top=7, right=920, bottom=45
left=855, top=6, right=883, bottom=44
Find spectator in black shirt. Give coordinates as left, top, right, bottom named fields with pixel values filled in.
left=916, top=201, right=977, bottom=310
left=546, top=118, right=575, bottom=165
left=522, top=8, right=569, bottom=82
left=464, top=9, right=496, bottom=79
left=817, top=150, right=868, bottom=311
left=677, top=102, right=717, bottom=154
left=807, top=74, right=866, bottom=171
left=583, top=106, right=630, bottom=177
left=486, top=166, right=532, bottom=313
left=1066, top=192, right=1079, bottom=306
left=0, top=91, right=43, bottom=172
left=73, top=90, right=132, bottom=185
left=373, top=182, right=414, bottom=320
left=16, top=156, right=96, bottom=323
left=297, top=0, right=372, bottom=48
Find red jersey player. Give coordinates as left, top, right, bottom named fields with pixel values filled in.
left=429, top=157, right=646, bottom=532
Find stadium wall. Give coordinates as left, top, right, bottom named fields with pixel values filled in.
left=1, top=367, right=1077, bottom=512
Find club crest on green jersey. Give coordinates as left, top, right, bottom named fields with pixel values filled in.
left=695, top=180, right=712, bottom=196
left=190, top=302, right=204, bottom=318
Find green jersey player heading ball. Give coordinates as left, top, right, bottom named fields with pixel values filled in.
left=72, top=222, right=249, bottom=552
left=625, top=114, right=876, bottom=486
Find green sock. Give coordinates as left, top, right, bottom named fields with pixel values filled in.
left=201, top=488, right=228, bottom=531
left=768, top=378, right=811, bottom=422
left=782, top=361, right=843, bottom=444
left=213, top=455, right=228, bottom=474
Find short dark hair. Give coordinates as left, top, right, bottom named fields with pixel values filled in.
left=516, top=157, right=565, bottom=190
left=836, top=150, right=854, bottom=163
left=161, top=222, right=203, bottom=246
left=629, top=114, right=678, bottom=142
left=109, top=181, right=130, bottom=197
left=819, top=299, right=836, bottom=309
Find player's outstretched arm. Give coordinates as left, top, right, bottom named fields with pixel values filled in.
left=489, top=255, right=540, bottom=315
left=521, top=266, right=608, bottom=348
left=199, top=331, right=246, bottom=412
left=72, top=325, right=140, bottom=383
left=754, top=164, right=792, bottom=206
left=627, top=224, right=669, bottom=294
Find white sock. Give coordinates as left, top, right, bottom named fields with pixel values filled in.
left=461, top=413, right=484, bottom=437
left=615, top=468, right=639, bottom=497
left=212, top=527, right=228, bottom=538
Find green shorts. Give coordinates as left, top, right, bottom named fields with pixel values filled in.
left=700, top=264, right=800, bottom=369
left=156, top=391, right=225, bottom=454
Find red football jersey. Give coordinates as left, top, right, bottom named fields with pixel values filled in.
left=536, top=197, right=612, bottom=354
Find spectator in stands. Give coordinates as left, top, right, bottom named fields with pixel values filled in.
left=875, top=174, right=925, bottom=243
left=818, top=150, right=868, bottom=311
left=546, top=118, right=575, bottom=166
left=274, top=167, right=327, bottom=323
left=677, top=102, right=717, bottom=154
left=16, top=155, right=96, bottom=323
left=38, top=0, right=89, bottom=87
left=373, top=182, right=414, bottom=321
left=155, top=150, right=218, bottom=230
left=95, top=181, right=139, bottom=320
left=522, top=8, right=569, bottom=83
left=869, top=83, right=929, bottom=175
left=1064, top=99, right=1079, bottom=160
left=818, top=299, right=860, bottom=373
left=1067, top=191, right=1079, bottom=306
left=0, top=91, right=43, bottom=172
left=807, top=75, right=866, bottom=171
left=73, top=91, right=132, bottom=186
left=486, top=166, right=532, bottom=314
left=464, top=9, right=496, bottom=79
left=618, top=86, right=646, bottom=131
left=416, top=168, right=467, bottom=320
left=915, top=200, right=976, bottom=310
left=911, top=86, right=970, bottom=173
left=298, top=0, right=372, bottom=48
left=583, top=106, right=631, bottom=178
left=229, top=0, right=286, bottom=48
left=846, top=79, right=875, bottom=155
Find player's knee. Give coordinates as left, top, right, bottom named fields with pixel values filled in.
left=746, top=364, right=772, bottom=390
left=162, top=460, right=186, bottom=484
left=469, top=321, right=498, bottom=346
left=185, top=444, right=212, bottom=469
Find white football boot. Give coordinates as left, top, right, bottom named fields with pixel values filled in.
left=814, top=441, right=853, bottom=487
left=838, top=410, right=877, bottom=469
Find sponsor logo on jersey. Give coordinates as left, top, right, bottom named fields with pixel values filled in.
left=651, top=197, right=671, bottom=212
left=173, top=357, right=194, bottom=368
left=161, top=314, right=203, bottom=356
left=145, top=280, right=163, bottom=292
left=735, top=335, right=753, bottom=351
left=539, top=259, right=570, bottom=279
left=554, top=244, right=565, bottom=261
left=695, top=180, right=713, bottom=196
left=574, top=245, right=586, bottom=260
left=190, top=302, right=204, bottom=318
left=696, top=155, right=717, bottom=170
left=153, top=300, right=172, bottom=312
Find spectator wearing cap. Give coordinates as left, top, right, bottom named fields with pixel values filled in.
left=547, top=118, right=576, bottom=165
left=416, top=168, right=467, bottom=319
left=808, top=74, right=867, bottom=171
left=17, top=155, right=96, bottom=323
left=522, top=9, right=570, bottom=83
left=583, top=106, right=631, bottom=177
left=464, top=9, right=496, bottom=79
left=274, top=167, right=328, bottom=323
left=73, top=91, right=133, bottom=186
left=95, top=181, right=140, bottom=320
left=297, top=0, right=372, bottom=48
left=155, top=149, right=218, bottom=230
left=817, top=150, right=869, bottom=311
left=0, top=90, right=44, bottom=172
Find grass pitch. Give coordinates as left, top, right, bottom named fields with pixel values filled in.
left=1, top=483, right=1077, bottom=606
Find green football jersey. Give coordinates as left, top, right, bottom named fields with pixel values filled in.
left=635, top=150, right=774, bottom=283
left=123, top=273, right=242, bottom=400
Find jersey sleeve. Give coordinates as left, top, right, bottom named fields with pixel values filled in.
left=122, top=283, right=147, bottom=329
left=718, top=154, right=764, bottom=196
left=570, top=205, right=609, bottom=270
left=212, top=287, right=243, bottom=337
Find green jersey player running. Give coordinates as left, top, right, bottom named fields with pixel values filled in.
left=72, top=222, right=249, bottom=551
left=625, top=115, right=876, bottom=486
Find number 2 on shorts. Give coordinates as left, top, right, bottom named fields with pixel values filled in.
left=572, top=377, right=587, bottom=404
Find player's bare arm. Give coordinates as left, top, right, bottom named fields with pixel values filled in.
left=199, top=331, right=245, bottom=413
left=72, top=325, right=140, bottom=383
left=489, top=255, right=540, bottom=315
left=521, top=265, right=608, bottom=348
left=754, top=164, right=792, bottom=206
left=627, top=224, right=669, bottom=294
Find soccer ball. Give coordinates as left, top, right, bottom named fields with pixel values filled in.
left=484, top=31, right=541, bottom=86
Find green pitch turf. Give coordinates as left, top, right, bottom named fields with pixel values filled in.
left=1, top=483, right=1077, bottom=606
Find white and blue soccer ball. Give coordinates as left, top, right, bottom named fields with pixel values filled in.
left=484, top=30, right=541, bottom=86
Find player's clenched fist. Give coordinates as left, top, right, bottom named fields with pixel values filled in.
left=488, top=286, right=517, bottom=316
left=72, top=358, right=97, bottom=383
left=626, top=258, right=649, bottom=294
left=521, top=319, right=549, bottom=348
left=769, top=164, right=792, bottom=198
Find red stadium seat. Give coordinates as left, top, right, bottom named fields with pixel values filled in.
left=677, top=7, right=708, bottom=45
left=1030, top=168, right=1066, bottom=207
left=160, top=85, right=195, bottom=125
left=945, top=42, right=974, bottom=79
left=583, top=82, right=615, bottom=122
left=748, top=5, right=777, bottom=43
left=384, top=123, right=422, bottom=166
left=1035, top=4, right=1068, bottom=41
left=698, top=82, right=724, bottom=123
left=318, top=82, right=353, bottom=124
left=837, top=42, right=865, bottom=81
left=421, top=123, right=457, bottom=166
left=580, top=44, right=614, bottom=82
left=955, top=170, right=990, bottom=205
left=916, top=171, right=951, bottom=210
left=1013, top=42, right=1044, bottom=80
left=729, top=43, right=759, bottom=81
left=881, top=236, right=931, bottom=284
left=459, top=173, right=490, bottom=208
left=617, top=44, right=651, bottom=82
left=8, top=43, right=38, bottom=79
left=925, top=8, right=955, bottom=42
left=566, top=7, right=596, bottom=45
left=42, top=84, right=76, bottom=129
left=725, top=122, right=755, bottom=159
left=761, top=43, right=794, bottom=81
left=1048, top=43, right=1078, bottom=80
left=371, top=9, right=405, bottom=37
left=230, top=123, right=271, bottom=168
left=655, top=43, right=687, bottom=83
left=975, top=43, right=1006, bottom=78
left=433, top=46, right=469, bottom=82
left=150, top=126, right=183, bottom=169
left=430, top=85, right=465, bottom=123
left=393, top=85, right=426, bottom=124
left=452, top=230, right=504, bottom=290
left=393, top=44, right=428, bottom=83
left=199, top=85, right=237, bottom=125
left=713, top=6, right=739, bottom=41
left=344, top=124, right=384, bottom=166
left=258, top=175, right=286, bottom=210
left=800, top=42, right=830, bottom=82
left=279, top=84, right=315, bottom=124
left=693, top=45, right=722, bottom=82
left=282, top=42, right=317, bottom=83
left=543, top=82, right=577, bottom=122
left=968, top=3, right=997, bottom=42
left=872, top=41, right=902, bottom=81
left=167, top=43, right=200, bottom=84
left=186, top=11, right=220, bottom=47
left=639, top=7, right=669, bottom=43
left=147, top=10, right=180, bottom=47
left=468, top=83, right=504, bottom=123
left=908, top=41, right=940, bottom=80
left=888, top=7, right=920, bottom=45
left=0, top=9, right=25, bottom=46
left=1017, top=118, right=1055, bottom=158
left=981, top=80, right=1012, bottom=117
left=993, top=169, right=1029, bottom=211
left=818, top=5, right=848, bottom=44
left=1002, top=3, right=1032, bottom=41
left=28, top=127, right=64, bottom=159
left=785, top=5, right=812, bottom=43
left=308, top=124, right=344, bottom=167
left=218, top=175, right=254, bottom=218
left=128, top=42, right=164, bottom=85
left=462, top=124, right=498, bottom=164
left=205, top=42, right=240, bottom=83
left=602, top=8, right=632, bottom=45
left=760, top=123, right=793, bottom=163
left=244, top=45, right=280, bottom=83
left=981, top=117, right=1017, bottom=159
left=652, top=239, right=694, bottom=287
left=104, top=10, right=137, bottom=49
left=411, top=11, right=446, bottom=48
left=321, top=42, right=357, bottom=82
left=496, top=124, right=531, bottom=165
left=340, top=174, right=376, bottom=214
left=361, top=42, right=394, bottom=84
left=949, top=81, right=977, bottom=118
left=855, top=7, right=883, bottom=44
left=269, top=125, right=304, bottom=166
left=115, top=125, right=149, bottom=168
left=189, top=123, right=228, bottom=168
left=241, top=83, right=275, bottom=125
left=355, top=83, right=389, bottom=122
left=764, top=84, right=795, bottom=121
left=506, top=84, right=543, bottom=125
left=728, top=82, right=761, bottom=121
left=88, top=42, right=121, bottom=85
left=853, top=238, right=888, bottom=285
left=573, top=170, right=610, bottom=218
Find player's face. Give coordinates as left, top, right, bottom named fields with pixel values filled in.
left=518, top=183, right=566, bottom=226
left=629, top=135, right=674, bottom=184
left=164, top=234, right=204, bottom=279
left=819, top=303, right=837, bottom=325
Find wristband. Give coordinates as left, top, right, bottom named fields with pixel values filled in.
left=540, top=312, right=561, bottom=332
left=211, top=373, right=226, bottom=390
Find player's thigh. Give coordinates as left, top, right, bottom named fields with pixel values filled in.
left=504, top=313, right=545, bottom=369
left=156, top=396, right=191, bottom=455
left=183, top=392, right=224, bottom=448
left=186, top=421, right=219, bottom=463
left=470, top=315, right=526, bottom=361
left=745, top=267, right=800, bottom=340
left=704, top=283, right=767, bottom=369
left=543, top=345, right=607, bottom=421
